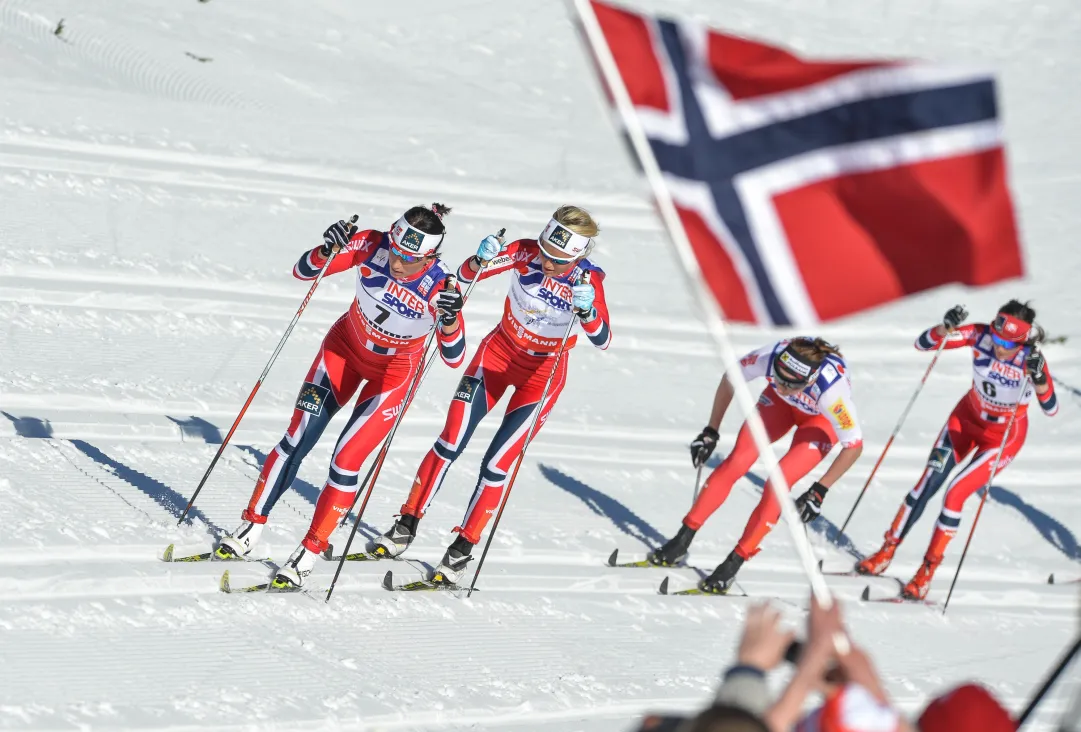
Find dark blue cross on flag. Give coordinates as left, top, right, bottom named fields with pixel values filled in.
left=588, top=0, right=1024, bottom=326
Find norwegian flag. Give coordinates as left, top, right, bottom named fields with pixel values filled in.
left=584, top=0, right=1024, bottom=325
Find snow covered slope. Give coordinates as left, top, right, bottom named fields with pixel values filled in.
left=2, top=0, right=1080, bottom=729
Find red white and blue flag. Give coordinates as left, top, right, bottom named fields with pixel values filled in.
left=584, top=0, right=1024, bottom=325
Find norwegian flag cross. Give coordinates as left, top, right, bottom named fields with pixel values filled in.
left=586, top=0, right=1024, bottom=325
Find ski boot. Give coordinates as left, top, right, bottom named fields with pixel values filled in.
left=855, top=537, right=900, bottom=576
left=901, top=528, right=951, bottom=600
left=431, top=535, right=474, bottom=586
left=901, top=557, right=941, bottom=600
left=272, top=544, right=317, bottom=590
left=698, top=550, right=745, bottom=594
left=371, top=514, right=418, bottom=559
left=647, top=525, right=697, bottom=567
left=214, top=520, right=264, bottom=560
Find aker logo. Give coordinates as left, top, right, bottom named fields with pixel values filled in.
left=399, top=227, right=424, bottom=252
left=927, top=447, right=951, bottom=473
left=545, top=224, right=573, bottom=250
left=829, top=398, right=855, bottom=431
left=296, top=382, right=330, bottom=416
left=454, top=375, right=481, bottom=403
left=381, top=404, right=403, bottom=422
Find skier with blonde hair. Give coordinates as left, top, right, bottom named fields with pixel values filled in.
left=373, top=205, right=613, bottom=585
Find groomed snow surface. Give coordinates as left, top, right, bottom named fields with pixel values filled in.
left=2, top=0, right=1081, bottom=730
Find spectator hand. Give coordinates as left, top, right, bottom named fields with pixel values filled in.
left=737, top=603, right=796, bottom=672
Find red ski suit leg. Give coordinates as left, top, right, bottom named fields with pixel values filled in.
left=234, top=314, right=422, bottom=553
left=402, top=330, right=568, bottom=544
left=683, top=387, right=834, bottom=559
left=300, top=345, right=421, bottom=553
left=934, top=411, right=1028, bottom=539
left=886, top=396, right=1027, bottom=544
left=734, top=414, right=833, bottom=559
left=684, top=389, right=796, bottom=530
left=243, top=316, right=362, bottom=524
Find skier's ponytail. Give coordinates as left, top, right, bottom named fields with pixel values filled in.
left=789, top=337, right=842, bottom=365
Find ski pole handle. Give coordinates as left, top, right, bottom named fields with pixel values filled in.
left=573, top=271, right=591, bottom=317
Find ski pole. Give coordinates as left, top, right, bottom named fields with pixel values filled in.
left=335, top=229, right=505, bottom=530
left=177, top=215, right=356, bottom=526
left=467, top=272, right=590, bottom=598
left=325, top=275, right=460, bottom=602
left=942, top=375, right=1028, bottom=613
left=326, top=236, right=505, bottom=602
left=1017, top=635, right=1081, bottom=727
left=837, top=333, right=950, bottom=536
left=691, top=464, right=704, bottom=503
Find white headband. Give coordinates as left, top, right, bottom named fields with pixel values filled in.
left=539, top=218, right=592, bottom=259
left=389, top=215, right=442, bottom=256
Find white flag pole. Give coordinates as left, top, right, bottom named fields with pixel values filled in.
left=572, top=0, right=836, bottom=609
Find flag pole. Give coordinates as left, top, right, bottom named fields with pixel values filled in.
left=571, top=0, right=835, bottom=609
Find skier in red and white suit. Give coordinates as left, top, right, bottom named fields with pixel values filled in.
left=214, top=205, right=467, bottom=589
left=856, top=300, right=1058, bottom=599
left=371, top=205, right=612, bottom=584
left=649, top=337, right=865, bottom=594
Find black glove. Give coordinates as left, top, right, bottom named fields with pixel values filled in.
left=794, top=482, right=828, bottom=523
left=942, top=304, right=968, bottom=330
left=436, top=287, right=464, bottom=326
left=690, top=426, right=719, bottom=468
left=1026, top=348, right=1047, bottom=385
left=320, top=219, right=357, bottom=257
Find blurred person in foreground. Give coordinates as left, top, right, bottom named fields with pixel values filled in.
left=633, top=594, right=1017, bottom=732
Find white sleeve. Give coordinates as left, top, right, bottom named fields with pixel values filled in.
left=818, top=380, right=863, bottom=448
left=736, top=343, right=776, bottom=382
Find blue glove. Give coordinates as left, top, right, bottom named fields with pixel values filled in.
left=572, top=281, right=595, bottom=313
left=476, top=235, right=503, bottom=262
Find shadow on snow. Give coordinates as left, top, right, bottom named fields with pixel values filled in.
left=4, top=412, right=1078, bottom=560
left=538, top=463, right=667, bottom=549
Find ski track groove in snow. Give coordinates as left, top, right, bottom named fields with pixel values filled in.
left=0, top=136, right=659, bottom=230
left=0, top=1, right=257, bottom=110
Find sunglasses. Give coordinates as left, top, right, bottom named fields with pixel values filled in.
left=538, top=242, right=577, bottom=265
left=389, top=244, right=427, bottom=264
left=991, top=332, right=1022, bottom=349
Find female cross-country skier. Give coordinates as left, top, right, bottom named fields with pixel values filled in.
left=213, top=204, right=467, bottom=589
left=370, top=205, right=613, bottom=585
left=856, top=301, right=1057, bottom=600
left=649, top=337, right=865, bottom=594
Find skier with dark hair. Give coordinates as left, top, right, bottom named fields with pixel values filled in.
left=856, top=300, right=1057, bottom=599
left=214, top=204, right=467, bottom=589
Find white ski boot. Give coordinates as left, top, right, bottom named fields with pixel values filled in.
left=272, top=544, right=317, bottom=589
left=214, top=521, right=264, bottom=560
left=432, top=536, right=474, bottom=585
left=371, top=515, right=418, bottom=558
